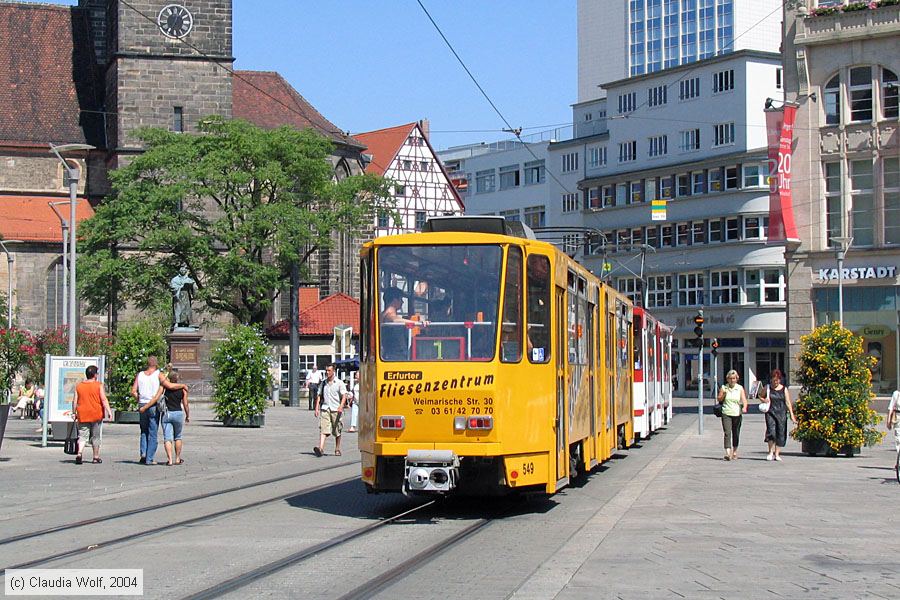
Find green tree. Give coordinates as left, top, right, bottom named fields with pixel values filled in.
left=792, top=322, right=883, bottom=452
left=80, top=117, right=393, bottom=325
left=107, top=322, right=168, bottom=412
left=0, top=328, right=32, bottom=401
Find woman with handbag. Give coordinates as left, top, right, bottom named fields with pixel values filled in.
left=717, top=370, right=748, bottom=461
left=759, top=369, right=795, bottom=462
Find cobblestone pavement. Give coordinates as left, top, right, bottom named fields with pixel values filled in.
left=1, top=406, right=898, bottom=599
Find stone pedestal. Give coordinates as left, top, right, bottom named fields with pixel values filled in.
left=166, top=330, right=204, bottom=385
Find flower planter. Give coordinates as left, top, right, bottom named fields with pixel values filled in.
left=222, top=414, right=265, bottom=428
left=114, top=410, right=141, bottom=424
left=802, top=439, right=861, bottom=457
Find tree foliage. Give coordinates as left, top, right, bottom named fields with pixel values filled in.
left=792, top=322, right=883, bottom=451
left=0, top=328, right=32, bottom=401
left=211, top=324, right=271, bottom=421
left=107, top=322, right=168, bottom=412
left=80, top=117, right=393, bottom=325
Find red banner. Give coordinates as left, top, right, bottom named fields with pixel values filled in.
left=765, top=104, right=798, bottom=242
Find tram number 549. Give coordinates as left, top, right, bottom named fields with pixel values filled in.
left=522, top=462, right=535, bottom=475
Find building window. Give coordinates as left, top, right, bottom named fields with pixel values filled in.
left=616, top=183, right=627, bottom=206
left=588, top=146, right=607, bottom=168
left=524, top=160, right=545, bottom=185
left=692, top=170, right=706, bottom=194
left=776, top=67, right=783, bottom=90
left=646, top=225, right=659, bottom=248
left=709, top=218, right=722, bottom=243
left=849, top=66, right=873, bottom=122
left=824, top=161, right=842, bottom=246
left=602, top=185, right=614, bottom=207
left=563, top=233, right=580, bottom=255
left=725, top=165, right=739, bottom=190
left=661, top=224, right=675, bottom=247
left=824, top=74, right=841, bottom=125
left=499, top=165, right=520, bottom=190
left=403, top=159, right=412, bottom=170
left=619, top=141, right=637, bottom=163
left=885, top=157, right=900, bottom=245
left=173, top=106, right=184, bottom=132
left=617, top=277, right=641, bottom=306
left=677, top=173, right=690, bottom=196
left=630, top=180, right=644, bottom=204
left=744, top=216, right=762, bottom=240
left=743, top=163, right=765, bottom=188
left=562, top=192, right=579, bottom=213
left=710, top=270, right=739, bottom=305
left=679, top=76, right=701, bottom=100
left=676, top=222, right=690, bottom=246
left=500, top=208, right=521, bottom=222
left=561, top=152, right=579, bottom=173
left=761, top=268, right=785, bottom=303
left=725, top=217, right=740, bottom=241
left=420, top=160, right=430, bottom=171
left=709, top=167, right=723, bottom=192
left=587, top=188, right=600, bottom=209
left=648, top=84, right=668, bottom=107
left=850, top=159, right=874, bottom=246
left=713, top=68, right=734, bottom=93
left=648, top=135, right=668, bottom=157
left=692, top=220, right=707, bottom=245
left=395, top=184, right=406, bottom=197
left=713, top=122, right=735, bottom=147
left=659, top=175, right=674, bottom=199
left=883, top=68, right=899, bottom=119
left=617, top=91, right=637, bottom=114
left=475, top=169, right=495, bottom=193
left=524, top=205, right=546, bottom=229
left=46, top=259, right=65, bottom=328
left=678, top=272, right=705, bottom=306
left=415, top=210, right=427, bottom=231
left=680, top=128, right=700, bottom=152
left=647, top=275, right=673, bottom=308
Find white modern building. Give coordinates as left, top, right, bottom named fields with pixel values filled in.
left=561, top=50, right=787, bottom=394
left=578, top=0, right=782, bottom=102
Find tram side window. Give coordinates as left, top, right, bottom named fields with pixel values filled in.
left=633, top=314, right=643, bottom=371
left=361, top=254, right=372, bottom=360
left=501, top=246, right=523, bottom=363
left=527, top=255, right=551, bottom=363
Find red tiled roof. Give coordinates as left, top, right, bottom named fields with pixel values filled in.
left=0, top=195, right=94, bottom=243
left=266, top=293, right=359, bottom=338
left=353, top=123, right=416, bottom=176
left=232, top=71, right=363, bottom=148
left=0, top=3, right=104, bottom=146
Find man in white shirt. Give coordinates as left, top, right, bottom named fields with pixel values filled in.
left=313, top=364, right=349, bottom=457
left=305, top=366, right=322, bottom=411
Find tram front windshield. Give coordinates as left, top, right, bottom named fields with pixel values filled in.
left=378, top=244, right=502, bottom=362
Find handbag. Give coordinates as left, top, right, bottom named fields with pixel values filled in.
left=713, top=401, right=723, bottom=418
left=758, top=401, right=770, bottom=413
left=63, top=421, right=78, bottom=455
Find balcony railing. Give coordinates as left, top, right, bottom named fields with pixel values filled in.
left=798, top=3, right=900, bottom=45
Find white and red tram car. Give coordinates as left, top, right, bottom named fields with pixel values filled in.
left=632, top=307, right=674, bottom=439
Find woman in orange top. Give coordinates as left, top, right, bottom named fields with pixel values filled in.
left=73, top=365, right=112, bottom=465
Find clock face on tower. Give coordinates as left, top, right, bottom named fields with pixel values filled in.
left=157, top=4, right=194, bottom=38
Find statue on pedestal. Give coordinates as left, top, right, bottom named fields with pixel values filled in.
left=170, top=267, right=196, bottom=331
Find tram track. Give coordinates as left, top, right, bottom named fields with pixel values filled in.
left=0, top=465, right=360, bottom=575
left=179, top=500, right=501, bottom=600
left=0, top=460, right=356, bottom=547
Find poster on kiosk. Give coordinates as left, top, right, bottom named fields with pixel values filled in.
left=42, top=355, right=106, bottom=447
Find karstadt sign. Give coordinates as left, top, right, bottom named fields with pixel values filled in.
left=817, top=266, right=896, bottom=281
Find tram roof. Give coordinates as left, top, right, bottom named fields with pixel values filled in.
left=364, top=230, right=556, bottom=250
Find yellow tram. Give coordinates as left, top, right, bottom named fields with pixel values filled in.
left=358, top=216, right=633, bottom=495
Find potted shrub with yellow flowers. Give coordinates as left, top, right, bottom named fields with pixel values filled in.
left=792, top=322, right=883, bottom=456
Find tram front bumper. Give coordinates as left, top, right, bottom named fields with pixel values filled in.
left=404, top=450, right=460, bottom=493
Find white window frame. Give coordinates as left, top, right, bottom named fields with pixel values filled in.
left=619, top=140, right=637, bottom=163
left=498, top=165, right=520, bottom=190
left=677, top=272, right=705, bottom=307
left=475, top=169, right=495, bottom=193
left=648, top=84, right=668, bottom=107
left=562, top=192, right=579, bottom=213
left=679, top=76, right=701, bottom=101
left=617, top=91, right=637, bottom=114
left=680, top=128, right=700, bottom=152
left=524, top=205, right=546, bottom=229
left=713, top=68, right=734, bottom=94
left=710, top=270, right=739, bottom=305
left=561, top=152, right=580, bottom=173
left=647, top=275, right=673, bottom=308
left=713, top=122, right=735, bottom=147
left=648, top=135, right=668, bottom=157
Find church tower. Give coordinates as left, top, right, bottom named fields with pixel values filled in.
left=100, top=0, right=233, bottom=166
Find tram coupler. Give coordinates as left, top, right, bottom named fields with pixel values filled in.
left=403, top=450, right=459, bottom=494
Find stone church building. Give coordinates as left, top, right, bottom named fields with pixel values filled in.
left=0, top=1, right=371, bottom=361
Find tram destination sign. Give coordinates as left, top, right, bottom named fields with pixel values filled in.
left=817, top=266, right=896, bottom=281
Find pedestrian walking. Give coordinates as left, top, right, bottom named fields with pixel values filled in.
left=142, top=371, right=190, bottom=466
left=132, top=356, right=185, bottom=465
left=717, top=370, right=748, bottom=461
left=888, top=388, right=900, bottom=468
left=313, top=364, right=349, bottom=457
left=72, top=365, right=112, bottom=465
left=347, top=377, right=359, bottom=433
left=305, top=365, right=322, bottom=411
left=759, top=369, right=795, bottom=462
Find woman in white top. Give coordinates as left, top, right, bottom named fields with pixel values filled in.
left=888, top=389, right=900, bottom=470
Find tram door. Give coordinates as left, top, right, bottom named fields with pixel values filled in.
left=555, top=287, right=568, bottom=482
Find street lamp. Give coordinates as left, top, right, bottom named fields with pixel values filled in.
left=49, top=143, right=95, bottom=355
left=0, top=239, right=23, bottom=328
left=47, top=201, right=70, bottom=326
left=829, top=236, right=853, bottom=326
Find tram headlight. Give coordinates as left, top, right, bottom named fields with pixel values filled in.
left=408, top=468, right=430, bottom=489
left=429, top=469, right=449, bottom=485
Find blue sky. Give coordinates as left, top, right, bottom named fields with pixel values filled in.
left=31, top=1, right=576, bottom=149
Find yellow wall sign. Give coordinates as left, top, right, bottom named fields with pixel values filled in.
left=651, top=199, right=667, bottom=221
